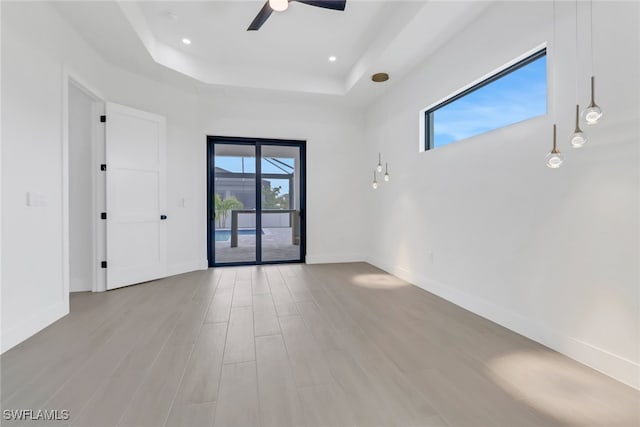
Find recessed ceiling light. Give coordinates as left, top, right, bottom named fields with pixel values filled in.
left=328, top=56, right=337, bottom=62
left=182, top=38, right=191, bottom=45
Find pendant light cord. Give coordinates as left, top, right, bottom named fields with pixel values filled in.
left=575, top=0, right=579, bottom=103
left=553, top=0, right=557, bottom=122
left=590, top=0, right=595, bottom=76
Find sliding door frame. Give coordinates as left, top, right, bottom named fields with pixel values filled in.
left=207, top=135, right=306, bottom=267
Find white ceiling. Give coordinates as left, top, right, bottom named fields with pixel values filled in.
left=53, top=1, right=494, bottom=101
left=140, top=1, right=389, bottom=78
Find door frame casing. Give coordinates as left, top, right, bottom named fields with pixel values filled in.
left=206, top=136, right=306, bottom=267
left=63, top=69, right=106, bottom=293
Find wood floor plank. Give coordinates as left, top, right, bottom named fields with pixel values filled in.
left=255, top=334, right=305, bottom=427
left=280, top=267, right=314, bottom=302
left=164, top=402, right=216, bottom=427
left=324, top=348, right=396, bottom=426
left=254, top=309, right=281, bottom=337
left=252, top=293, right=275, bottom=312
left=217, top=269, right=237, bottom=291
left=251, top=267, right=271, bottom=295
left=205, top=286, right=233, bottom=324
left=213, top=362, right=260, bottom=427
left=223, top=307, right=255, bottom=364
left=297, top=383, right=358, bottom=427
left=265, top=267, right=299, bottom=317
left=117, top=342, right=194, bottom=427
left=253, top=291, right=280, bottom=337
left=235, top=267, right=252, bottom=282
left=174, top=322, right=227, bottom=404
left=231, top=279, right=252, bottom=308
left=295, top=300, right=345, bottom=352
left=278, top=315, right=334, bottom=387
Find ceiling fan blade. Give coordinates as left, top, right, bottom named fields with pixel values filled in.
left=294, top=0, right=346, bottom=11
left=247, top=1, right=273, bottom=31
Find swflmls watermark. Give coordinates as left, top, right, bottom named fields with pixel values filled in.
left=3, top=409, right=70, bottom=421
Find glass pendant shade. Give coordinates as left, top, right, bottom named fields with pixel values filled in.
left=570, top=104, right=588, bottom=147
left=376, top=153, right=383, bottom=173
left=372, top=170, right=378, bottom=189
left=546, top=151, right=564, bottom=168
left=546, top=124, right=564, bottom=169
left=269, top=0, right=288, bottom=12
left=583, top=76, right=603, bottom=124
left=384, top=163, right=390, bottom=181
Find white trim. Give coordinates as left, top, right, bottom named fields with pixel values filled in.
left=0, top=0, right=3, bottom=342
left=62, top=71, right=70, bottom=303
left=92, top=101, right=106, bottom=292
left=62, top=67, right=105, bottom=294
left=418, top=42, right=548, bottom=152
left=305, top=254, right=364, bottom=265
left=1, top=302, right=68, bottom=353
left=167, top=259, right=209, bottom=277
left=365, top=256, right=640, bottom=390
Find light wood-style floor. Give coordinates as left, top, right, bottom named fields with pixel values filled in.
left=1, top=263, right=638, bottom=427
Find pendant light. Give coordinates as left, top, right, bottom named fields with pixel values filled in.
left=376, top=153, right=383, bottom=173
left=546, top=1, right=563, bottom=169
left=269, top=0, right=288, bottom=12
left=570, top=0, right=587, bottom=147
left=546, top=124, right=564, bottom=168
left=384, top=163, right=390, bottom=182
left=584, top=76, right=602, bottom=124
left=570, top=104, right=587, bottom=147
left=583, top=0, right=603, bottom=124
left=372, top=170, right=378, bottom=189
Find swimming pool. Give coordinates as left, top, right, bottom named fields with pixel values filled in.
left=215, top=229, right=261, bottom=242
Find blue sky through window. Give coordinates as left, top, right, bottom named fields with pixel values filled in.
left=431, top=54, right=547, bottom=148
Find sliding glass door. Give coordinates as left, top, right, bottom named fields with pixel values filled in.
left=207, top=137, right=306, bottom=266
left=260, top=144, right=303, bottom=263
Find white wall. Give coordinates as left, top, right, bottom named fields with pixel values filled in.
left=1, top=2, right=107, bottom=351
left=68, top=83, right=95, bottom=293
left=198, top=94, right=367, bottom=264
left=363, top=1, right=639, bottom=388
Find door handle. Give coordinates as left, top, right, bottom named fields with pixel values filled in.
left=160, top=215, right=167, bottom=220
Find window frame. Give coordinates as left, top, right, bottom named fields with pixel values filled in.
left=424, top=48, right=547, bottom=151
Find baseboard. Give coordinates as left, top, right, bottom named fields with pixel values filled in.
left=305, top=254, right=364, bottom=265
left=365, top=256, right=640, bottom=390
left=1, top=300, right=69, bottom=354
left=167, top=259, right=209, bottom=277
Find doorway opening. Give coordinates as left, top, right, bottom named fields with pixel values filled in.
left=66, top=78, right=105, bottom=293
left=207, top=136, right=306, bottom=267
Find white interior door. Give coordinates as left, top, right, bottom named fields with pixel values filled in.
left=105, top=102, right=167, bottom=290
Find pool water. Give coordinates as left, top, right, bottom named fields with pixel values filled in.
left=215, top=229, right=260, bottom=242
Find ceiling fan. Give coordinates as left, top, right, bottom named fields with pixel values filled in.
left=247, top=0, right=346, bottom=31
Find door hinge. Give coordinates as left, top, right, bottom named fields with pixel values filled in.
left=101, top=261, right=107, bottom=269
left=100, top=164, right=107, bottom=171
left=100, top=212, right=107, bottom=220
left=100, top=115, right=106, bottom=123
